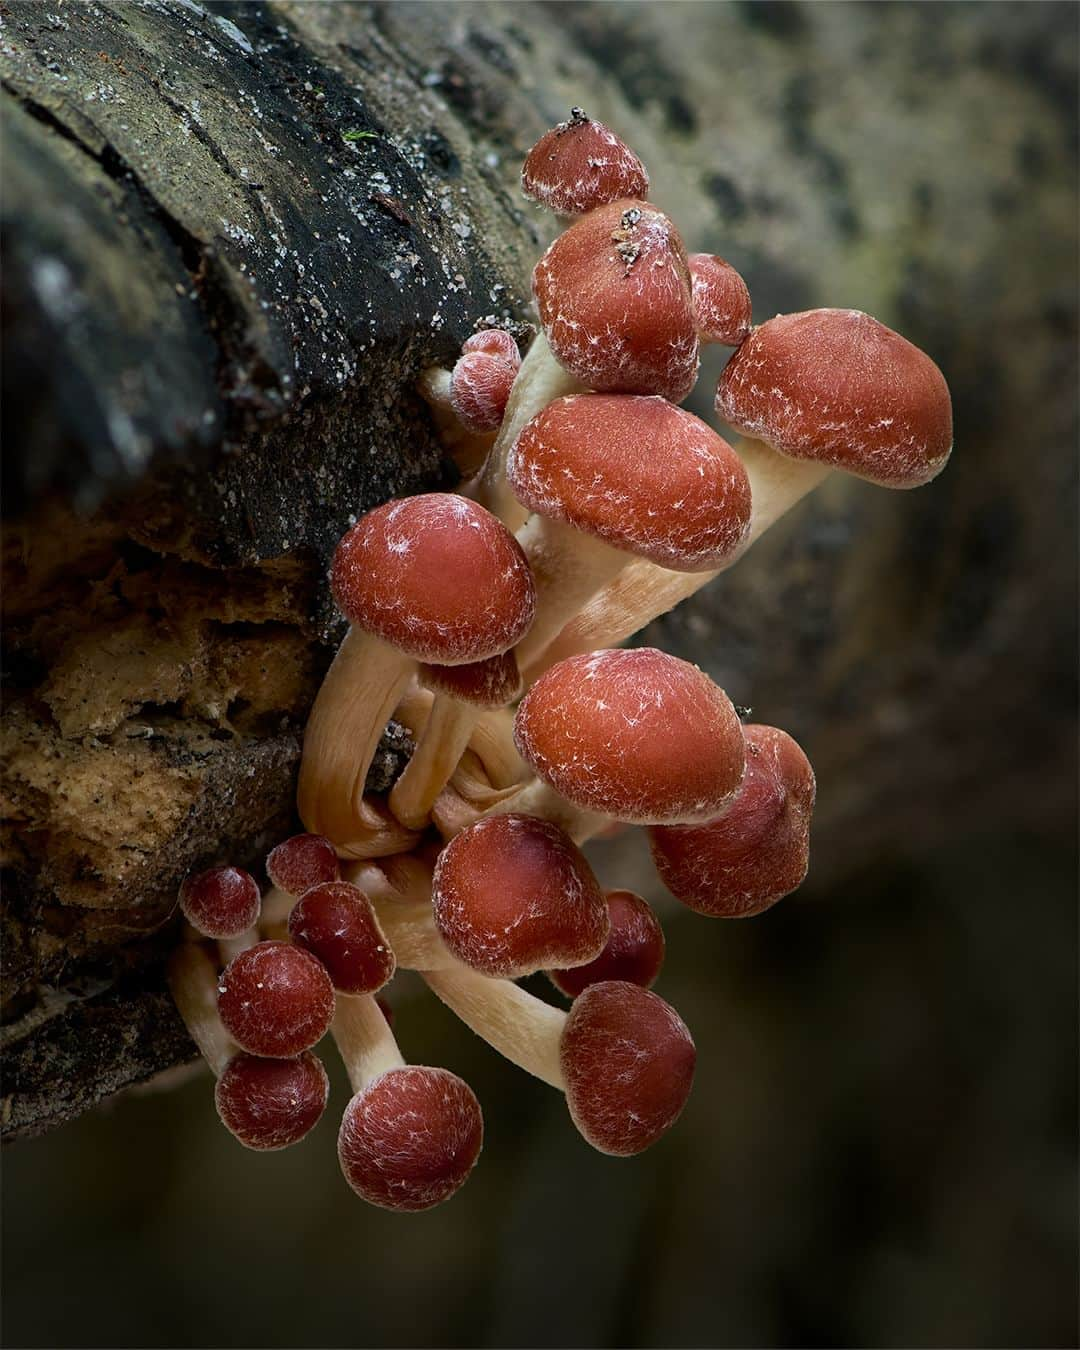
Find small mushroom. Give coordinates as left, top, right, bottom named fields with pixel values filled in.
left=521, top=107, right=650, bottom=217
left=287, top=880, right=396, bottom=994
left=449, top=332, right=521, bottom=433
left=688, top=253, right=752, bottom=346
left=266, top=833, right=341, bottom=897
left=179, top=866, right=261, bottom=941
left=217, top=940, right=335, bottom=1058
left=548, top=889, right=665, bottom=998
left=649, top=723, right=816, bottom=917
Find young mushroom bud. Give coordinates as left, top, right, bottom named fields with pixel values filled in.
left=266, top=833, right=341, bottom=897
left=432, top=814, right=609, bottom=978
left=649, top=723, right=816, bottom=917
left=450, top=350, right=519, bottom=433
left=217, top=940, right=335, bottom=1058
left=504, top=648, right=746, bottom=838
left=334, top=992, right=483, bottom=1211
left=521, top=107, right=650, bottom=217
left=548, top=889, right=665, bottom=998
left=508, top=393, right=751, bottom=669
left=179, top=866, right=261, bottom=940
left=287, top=881, right=396, bottom=994
left=688, top=253, right=752, bottom=346
left=297, top=494, right=535, bottom=857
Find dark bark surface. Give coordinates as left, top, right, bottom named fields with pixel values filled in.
left=1, top=1, right=1076, bottom=1140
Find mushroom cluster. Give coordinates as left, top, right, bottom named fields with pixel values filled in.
left=170, top=111, right=953, bottom=1211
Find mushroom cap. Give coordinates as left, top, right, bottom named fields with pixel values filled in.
left=508, top=394, right=752, bottom=572
left=179, top=866, right=261, bottom=940
left=688, top=253, right=752, bottom=346
left=461, top=328, right=521, bottom=367
left=549, top=889, right=665, bottom=999
left=432, top=814, right=608, bottom=979
left=419, top=651, right=522, bottom=708
left=521, top=109, right=650, bottom=216
left=514, top=648, right=746, bottom=825
left=533, top=199, right=699, bottom=403
left=450, top=350, right=517, bottom=433
left=560, top=981, right=696, bottom=1156
left=215, top=1050, right=329, bottom=1151
left=266, top=833, right=340, bottom=897
left=217, top=941, right=335, bottom=1058
left=649, top=723, right=815, bottom=918
left=715, top=308, right=953, bottom=487
left=331, top=494, right=536, bottom=664
left=338, top=1066, right=483, bottom=1211
left=288, top=881, right=396, bottom=994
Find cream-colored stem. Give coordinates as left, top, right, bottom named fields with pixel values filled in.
left=432, top=754, right=529, bottom=839
left=332, top=993, right=406, bottom=1093
left=424, top=966, right=566, bottom=1090
left=296, top=628, right=416, bottom=856
left=524, top=439, right=831, bottom=680
left=388, top=696, right=483, bottom=830
left=217, top=926, right=259, bottom=966
left=476, top=776, right=607, bottom=844
left=469, top=707, right=529, bottom=787
left=513, top=517, right=630, bottom=670
left=367, top=894, right=454, bottom=971
left=471, top=332, right=584, bottom=531
left=167, top=943, right=236, bottom=1078
left=259, top=885, right=294, bottom=934
left=416, top=366, right=495, bottom=476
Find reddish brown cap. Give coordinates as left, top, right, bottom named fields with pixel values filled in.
left=514, top=648, right=746, bottom=825
left=560, top=981, right=696, bottom=1155
left=215, top=1050, right=329, bottom=1151
left=338, top=1065, right=483, bottom=1211
left=688, top=253, right=752, bottom=346
left=331, top=494, right=536, bottom=664
left=217, top=941, right=335, bottom=1058
left=420, top=651, right=522, bottom=708
left=521, top=108, right=650, bottom=216
left=533, top=200, right=699, bottom=402
left=288, top=881, right=395, bottom=994
left=462, top=328, right=521, bottom=367
left=649, top=723, right=815, bottom=918
left=508, top=394, right=751, bottom=572
left=450, top=351, right=517, bottom=433
left=179, top=866, right=260, bottom=940
left=432, top=814, right=608, bottom=979
left=716, top=308, right=953, bottom=487
left=549, top=889, right=665, bottom=998
left=266, top=833, right=340, bottom=897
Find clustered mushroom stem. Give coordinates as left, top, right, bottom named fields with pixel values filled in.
left=217, top=928, right=259, bottom=965
left=423, top=965, right=566, bottom=1090
left=521, top=437, right=832, bottom=682
left=416, top=366, right=495, bottom=475
left=167, top=942, right=236, bottom=1078
left=297, top=628, right=416, bottom=855
left=332, top=991, right=406, bottom=1094
left=478, top=776, right=608, bottom=845
left=367, top=894, right=453, bottom=971
left=388, top=696, right=487, bottom=831
left=471, top=331, right=585, bottom=531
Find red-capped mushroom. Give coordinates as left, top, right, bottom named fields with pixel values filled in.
left=217, top=940, right=335, bottom=1058
left=287, top=880, right=396, bottom=994
left=168, top=942, right=329, bottom=1151
left=688, top=253, right=752, bottom=346
left=432, top=814, right=609, bottom=979
left=179, top=866, right=260, bottom=941
left=450, top=350, right=519, bottom=434
left=649, top=723, right=816, bottom=917
left=529, top=308, right=953, bottom=680
left=267, top=833, right=340, bottom=897
left=548, top=889, right=665, bottom=998
left=508, top=393, right=751, bottom=669
left=297, top=493, right=535, bottom=857
left=504, top=648, right=746, bottom=836
left=423, top=966, right=695, bottom=1155
left=333, top=991, right=483, bottom=1211
left=521, top=107, right=650, bottom=217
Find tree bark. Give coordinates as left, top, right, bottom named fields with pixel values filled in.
left=1, top=0, right=1075, bottom=1139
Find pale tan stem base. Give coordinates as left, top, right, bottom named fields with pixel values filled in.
left=523, top=440, right=831, bottom=681
left=432, top=752, right=529, bottom=838
left=470, top=332, right=584, bottom=531
left=389, top=696, right=482, bottom=830
left=393, top=685, right=527, bottom=790
left=478, top=777, right=607, bottom=844
left=332, top=993, right=405, bottom=1093
left=217, top=927, right=258, bottom=967
left=297, top=628, right=418, bottom=857
left=423, top=966, right=566, bottom=1090
left=416, top=366, right=496, bottom=476
left=513, top=517, right=630, bottom=671
left=367, top=894, right=452, bottom=971
left=167, top=943, right=236, bottom=1078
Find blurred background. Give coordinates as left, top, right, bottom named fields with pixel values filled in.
left=2, top=2, right=1077, bottom=1348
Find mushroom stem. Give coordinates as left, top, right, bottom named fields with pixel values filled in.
left=388, top=696, right=484, bottom=830
left=331, top=991, right=406, bottom=1093
left=523, top=437, right=830, bottom=680
left=471, top=332, right=585, bottom=531
left=370, top=895, right=452, bottom=971
left=423, top=966, right=566, bottom=1089
left=512, top=516, right=632, bottom=671
left=416, top=365, right=496, bottom=476
left=297, top=628, right=418, bottom=858
left=217, top=928, right=259, bottom=965
left=477, top=776, right=608, bottom=845
left=167, top=943, right=236, bottom=1078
